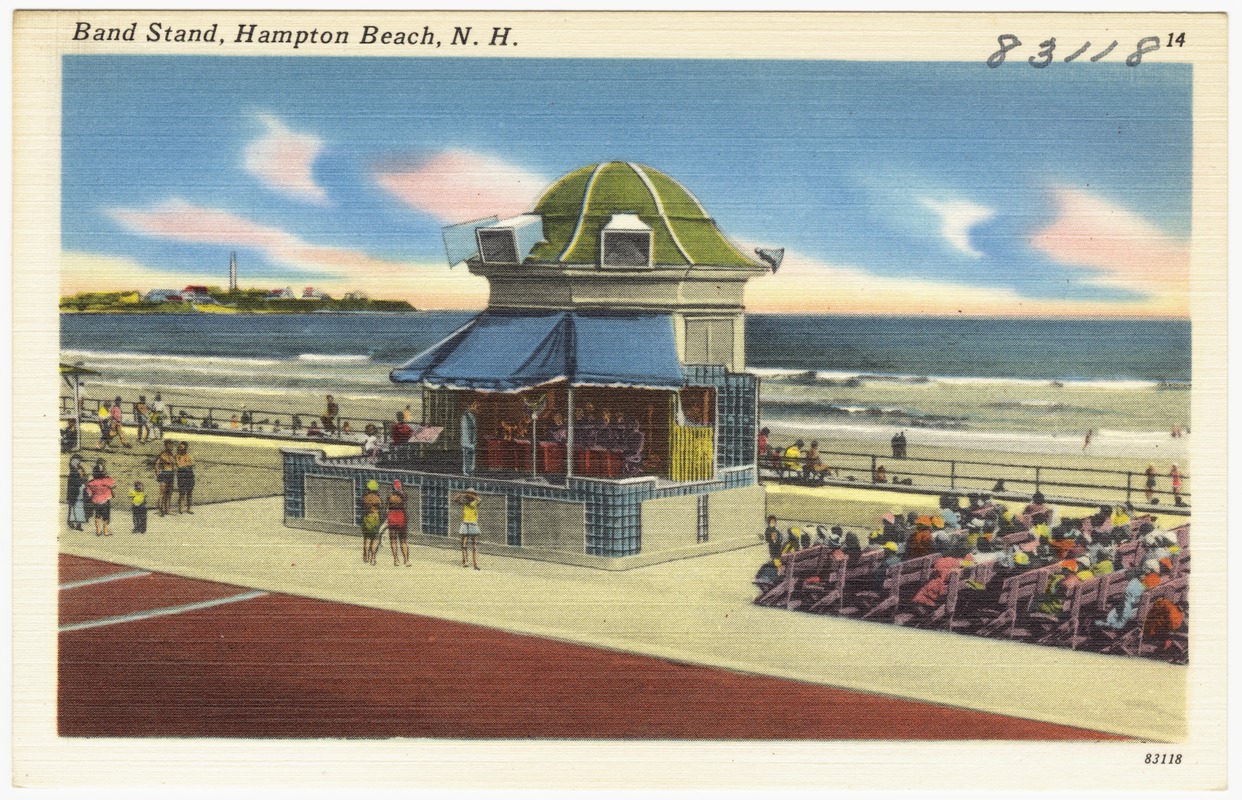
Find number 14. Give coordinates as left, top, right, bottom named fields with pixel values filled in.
left=1168, top=32, right=1186, bottom=47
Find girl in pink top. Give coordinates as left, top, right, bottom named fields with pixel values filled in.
left=85, top=463, right=117, bottom=536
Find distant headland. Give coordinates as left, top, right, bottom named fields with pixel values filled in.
left=60, top=285, right=416, bottom=314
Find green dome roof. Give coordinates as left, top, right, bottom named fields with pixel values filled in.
left=526, top=162, right=758, bottom=267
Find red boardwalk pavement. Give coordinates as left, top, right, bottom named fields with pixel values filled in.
left=59, top=552, right=139, bottom=585
left=59, top=572, right=253, bottom=628
left=58, top=557, right=1126, bottom=740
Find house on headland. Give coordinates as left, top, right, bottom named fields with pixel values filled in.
left=181, top=285, right=216, bottom=304
left=143, top=289, right=185, bottom=303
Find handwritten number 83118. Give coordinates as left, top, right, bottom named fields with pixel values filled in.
left=987, top=33, right=1185, bottom=68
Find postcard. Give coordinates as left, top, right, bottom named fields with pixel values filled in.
left=11, top=9, right=1228, bottom=790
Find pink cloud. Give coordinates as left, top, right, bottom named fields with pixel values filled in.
left=1030, top=188, right=1189, bottom=308
left=743, top=244, right=1187, bottom=319
left=375, top=150, right=547, bottom=223
left=108, top=200, right=407, bottom=276
left=244, top=115, right=329, bottom=204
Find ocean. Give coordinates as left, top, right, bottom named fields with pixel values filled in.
left=61, top=312, right=1191, bottom=455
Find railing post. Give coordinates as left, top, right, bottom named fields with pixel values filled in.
left=950, top=461, right=956, bottom=489
left=870, top=454, right=877, bottom=484
left=1126, top=472, right=1132, bottom=504
left=1034, top=466, right=1041, bottom=493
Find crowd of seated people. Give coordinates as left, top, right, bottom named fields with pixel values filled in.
left=566, top=405, right=645, bottom=477
left=481, top=403, right=646, bottom=477
left=754, top=491, right=1189, bottom=663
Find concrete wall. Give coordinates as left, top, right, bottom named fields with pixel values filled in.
left=304, top=475, right=354, bottom=526
left=640, top=494, right=700, bottom=552
left=707, top=484, right=767, bottom=542
left=641, top=484, right=766, bottom=553
left=521, top=498, right=587, bottom=553
left=448, top=491, right=508, bottom=546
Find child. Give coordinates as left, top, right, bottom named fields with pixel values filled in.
left=130, top=480, right=148, bottom=534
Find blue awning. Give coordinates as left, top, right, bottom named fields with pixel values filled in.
left=390, top=311, right=684, bottom=392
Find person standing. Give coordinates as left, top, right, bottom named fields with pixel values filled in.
left=387, top=479, right=410, bottom=566
left=763, top=514, right=781, bottom=560
left=362, top=424, right=382, bottom=463
left=1144, top=464, right=1158, bottom=502
left=150, top=392, right=165, bottom=439
left=85, top=462, right=116, bottom=536
left=1170, top=464, right=1184, bottom=506
left=323, top=394, right=339, bottom=434
left=460, top=400, right=479, bottom=476
left=129, top=480, right=148, bottom=534
left=96, top=402, right=112, bottom=450
left=134, top=395, right=151, bottom=443
left=175, top=442, right=196, bottom=514
left=454, top=488, right=481, bottom=569
left=66, top=453, right=87, bottom=531
left=109, top=396, right=132, bottom=448
left=360, top=479, right=383, bottom=565
left=154, top=441, right=175, bottom=516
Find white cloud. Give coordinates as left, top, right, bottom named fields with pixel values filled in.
left=919, top=197, right=996, bottom=259
left=244, top=114, right=329, bottom=204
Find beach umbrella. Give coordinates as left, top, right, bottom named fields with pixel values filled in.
left=59, top=363, right=100, bottom=452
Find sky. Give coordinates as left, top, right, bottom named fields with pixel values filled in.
left=61, top=56, right=1193, bottom=316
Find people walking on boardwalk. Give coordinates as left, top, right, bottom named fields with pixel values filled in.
left=129, top=480, right=148, bottom=534
left=454, top=488, right=481, bottom=569
left=460, top=400, right=479, bottom=476
left=96, top=403, right=111, bottom=449
left=150, top=392, right=165, bottom=439
left=85, top=462, right=116, bottom=536
left=134, top=395, right=151, bottom=443
left=66, top=453, right=87, bottom=530
left=386, top=479, right=409, bottom=566
left=1144, top=464, right=1158, bottom=502
left=1170, top=464, right=1184, bottom=506
left=175, top=442, right=196, bottom=514
left=109, top=396, right=132, bottom=448
left=154, top=441, right=175, bottom=516
left=360, top=479, right=383, bottom=565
